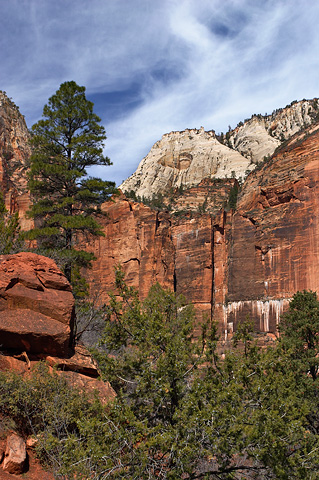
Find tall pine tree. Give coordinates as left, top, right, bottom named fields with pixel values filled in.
left=27, top=81, right=116, bottom=283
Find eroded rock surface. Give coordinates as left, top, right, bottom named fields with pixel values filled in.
left=2, top=434, right=27, bottom=475
left=0, top=252, right=74, bottom=356
left=87, top=122, right=319, bottom=340
left=222, top=124, right=319, bottom=333
left=226, top=99, right=319, bottom=163
left=85, top=193, right=229, bottom=329
left=121, top=99, right=319, bottom=200
left=2, top=94, right=319, bottom=345
left=0, top=92, right=32, bottom=230
left=120, top=127, right=252, bottom=198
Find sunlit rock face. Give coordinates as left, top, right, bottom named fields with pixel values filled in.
left=0, top=91, right=32, bottom=230
left=121, top=100, right=319, bottom=201
left=2, top=94, right=319, bottom=340
left=0, top=252, right=75, bottom=356
left=91, top=123, right=319, bottom=338
left=218, top=124, right=319, bottom=335
left=225, top=99, right=319, bottom=164
left=120, top=127, right=252, bottom=199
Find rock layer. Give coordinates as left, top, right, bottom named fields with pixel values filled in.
left=2, top=94, right=319, bottom=342
left=222, top=124, right=319, bottom=333
left=0, top=252, right=74, bottom=356
left=85, top=194, right=230, bottom=334
left=88, top=122, right=319, bottom=339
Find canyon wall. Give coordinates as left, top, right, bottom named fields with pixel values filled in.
left=1, top=92, right=319, bottom=339
left=85, top=194, right=230, bottom=335
left=224, top=124, right=319, bottom=334
left=88, top=123, right=319, bottom=338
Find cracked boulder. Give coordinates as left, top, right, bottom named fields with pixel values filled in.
left=2, top=433, right=27, bottom=474
left=0, top=252, right=75, bottom=356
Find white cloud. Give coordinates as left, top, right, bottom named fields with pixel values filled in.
left=1, top=0, right=319, bottom=185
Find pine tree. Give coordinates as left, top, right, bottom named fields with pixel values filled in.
left=279, top=290, right=319, bottom=380
left=27, top=81, right=116, bottom=282
left=91, top=279, right=319, bottom=479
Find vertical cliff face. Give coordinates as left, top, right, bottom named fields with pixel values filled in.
left=85, top=194, right=175, bottom=299
left=222, top=124, right=319, bottom=333
left=0, top=92, right=32, bottom=229
left=85, top=192, right=231, bottom=336
left=89, top=121, right=319, bottom=338
left=1, top=93, right=319, bottom=340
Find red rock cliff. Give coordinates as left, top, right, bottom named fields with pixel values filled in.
left=86, top=124, right=319, bottom=339
left=2, top=94, right=319, bottom=339
left=85, top=190, right=231, bottom=333
left=0, top=92, right=32, bottom=230
left=222, top=124, right=319, bottom=335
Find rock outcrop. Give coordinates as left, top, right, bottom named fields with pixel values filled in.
left=2, top=93, right=319, bottom=345
left=0, top=92, right=32, bottom=230
left=0, top=251, right=115, bottom=402
left=0, top=252, right=74, bottom=356
left=226, top=99, right=319, bottom=163
left=120, top=99, right=319, bottom=200
left=0, top=252, right=115, bottom=477
left=2, top=434, right=27, bottom=475
left=120, top=127, right=252, bottom=199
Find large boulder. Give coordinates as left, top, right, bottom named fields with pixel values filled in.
left=0, top=252, right=75, bottom=356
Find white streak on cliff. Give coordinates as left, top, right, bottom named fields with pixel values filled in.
left=222, top=298, right=291, bottom=338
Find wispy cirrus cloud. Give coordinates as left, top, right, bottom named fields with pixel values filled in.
left=1, top=0, right=319, bottom=184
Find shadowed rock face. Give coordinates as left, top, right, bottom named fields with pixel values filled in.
left=0, top=92, right=32, bottom=230
left=0, top=252, right=75, bottom=356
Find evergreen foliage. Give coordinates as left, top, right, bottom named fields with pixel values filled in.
left=94, top=267, right=201, bottom=426
left=1, top=289, right=319, bottom=478
left=279, top=289, right=319, bottom=380
left=227, top=182, right=239, bottom=210
left=27, top=81, right=116, bottom=282
left=91, top=280, right=319, bottom=479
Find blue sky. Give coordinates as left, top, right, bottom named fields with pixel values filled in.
left=1, top=0, right=319, bottom=185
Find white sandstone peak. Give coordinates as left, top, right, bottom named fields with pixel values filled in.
left=120, top=99, right=319, bottom=199
left=120, top=127, right=252, bottom=198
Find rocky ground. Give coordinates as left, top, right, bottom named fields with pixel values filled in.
left=0, top=252, right=115, bottom=477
